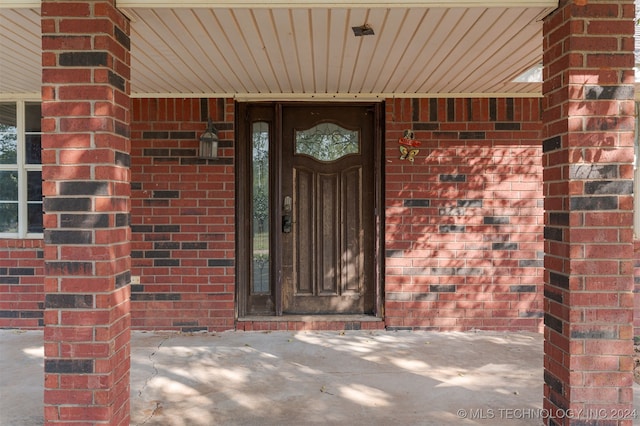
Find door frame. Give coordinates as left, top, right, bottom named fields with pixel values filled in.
left=235, top=101, right=385, bottom=318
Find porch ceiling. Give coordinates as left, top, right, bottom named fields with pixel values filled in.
left=1, top=1, right=560, bottom=99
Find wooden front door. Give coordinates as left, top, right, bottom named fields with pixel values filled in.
left=237, top=102, right=380, bottom=317
left=281, top=105, right=375, bottom=314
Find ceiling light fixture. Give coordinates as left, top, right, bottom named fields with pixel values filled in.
left=352, top=24, right=374, bottom=37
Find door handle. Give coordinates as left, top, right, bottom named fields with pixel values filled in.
left=282, top=196, right=292, bottom=233
left=282, top=214, right=292, bottom=233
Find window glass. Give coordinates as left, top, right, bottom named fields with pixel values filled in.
left=0, top=102, right=17, bottom=165
left=0, top=203, right=18, bottom=233
left=25, top=102, right=41, bottom=132
left=27, top=171, right=42, bottom=201
left=295, top=122, right=359, bottom=161
left=252, top=121, right=270, bottom=294
left=25, top=135, right=41, bottom=165
left=0, top=171, right=18, bottom=201
left=27, top=203, right=43, bottom=233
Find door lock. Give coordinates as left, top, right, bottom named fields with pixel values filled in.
left=282, top=196, right=292, bottom=233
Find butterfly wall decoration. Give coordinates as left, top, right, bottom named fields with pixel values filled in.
left=398, top=129, right=421, bottom=163
left=399, top=145, right=419, bottom=162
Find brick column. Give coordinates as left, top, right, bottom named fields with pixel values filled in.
left=41, top=1, right=131, bottom=424
left=542, top=1, right=635, bottom=425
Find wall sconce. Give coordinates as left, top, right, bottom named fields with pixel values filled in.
left=199, top=118, right=219, bottom=159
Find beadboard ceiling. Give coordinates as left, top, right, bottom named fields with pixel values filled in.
left=1, top=1, right=562, bottom=99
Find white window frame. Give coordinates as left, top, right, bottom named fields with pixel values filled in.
left=0, top=99, right=43, bottom=239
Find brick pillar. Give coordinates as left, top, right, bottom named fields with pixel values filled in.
left=542, top=1, right=635, bottom=425
left=41, top=1, right=131, bottom=424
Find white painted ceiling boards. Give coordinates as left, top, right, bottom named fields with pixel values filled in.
left=1, top=1, right=563, bottom=99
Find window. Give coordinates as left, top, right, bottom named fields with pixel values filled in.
left=0, top=101, right=42, bottom=238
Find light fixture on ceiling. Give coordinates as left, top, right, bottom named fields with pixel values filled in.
left=352, top=24, right=374, bottom=37
left=199, top=118, right=219, bottom=159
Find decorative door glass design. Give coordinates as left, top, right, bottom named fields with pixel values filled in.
left=295, top=123, right=359, bottom=161
left=252, top=122, right=270, bottom=294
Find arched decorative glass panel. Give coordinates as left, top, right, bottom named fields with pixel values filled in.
left=252, top=122, right=270, bottom=294
left=295, top=122, right=359, bottom=161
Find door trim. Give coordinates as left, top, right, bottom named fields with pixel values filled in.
left=235, top=101, right=385, bottom=319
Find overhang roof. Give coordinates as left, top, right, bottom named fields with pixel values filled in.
left=2, top=1, right=559, bottom=99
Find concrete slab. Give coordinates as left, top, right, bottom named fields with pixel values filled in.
left=0, top=330, right=44, bottom=426
left=1, top=329, right=638, bottom=425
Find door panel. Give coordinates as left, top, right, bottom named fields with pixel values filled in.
left=295, top=167, right=314, bottom=294
left=343, top=166, right=362, bottom=293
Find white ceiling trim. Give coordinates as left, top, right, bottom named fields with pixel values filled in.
left=0, top=0, right=558, bottom=9
left=0, top=1, right=37, bottom=8
left=116, top=0, right=557, bottom=8
left=0, top=92, right=40, bottom=100
left=131, top=92, right=544, bottom=100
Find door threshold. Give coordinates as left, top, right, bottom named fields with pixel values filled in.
left=236, top=314, right=385, bottom=331
left=238, top=314, right=381, bottom=322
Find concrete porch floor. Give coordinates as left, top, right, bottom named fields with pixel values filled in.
left=1, top=329, right=639, bottom=425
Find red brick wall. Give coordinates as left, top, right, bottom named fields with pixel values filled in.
left=0, top=239, right=44, bottom=328
left=384, top=98, right=544, bottom=331
left=129, top=98, right=236, bottom=331
left=541, top=1, right=636, bottom=422
left=130, top=97, right=545, bottom=332
left=41, top=0, right=132, bottom=423
left=0, top=96, right=594, bottom=334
